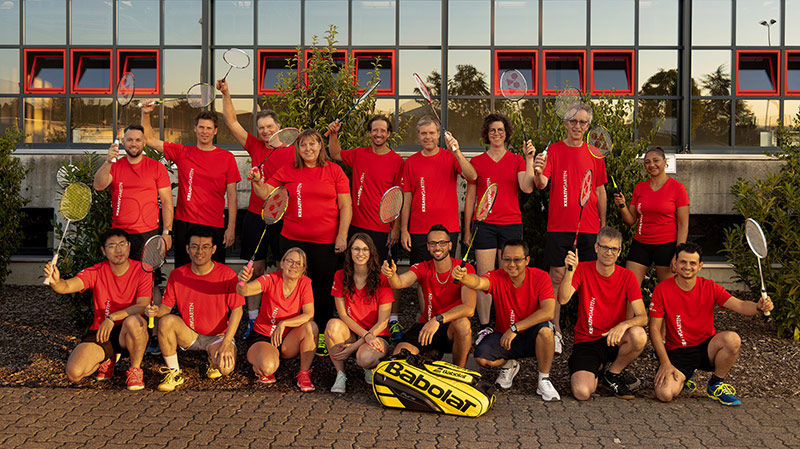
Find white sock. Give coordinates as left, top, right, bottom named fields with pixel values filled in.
left=538, top=371, right=549, bottom=382
left=163, top=354, right=180, bottom=371
left=390, top=314, right=399, bottom=322
left=248, top=310, right=258, bottom=321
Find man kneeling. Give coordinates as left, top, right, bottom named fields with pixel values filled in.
left=559, top=227, right=648, bottom=400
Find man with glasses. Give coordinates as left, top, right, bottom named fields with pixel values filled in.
left=43, top=229, right=152, bottom=391
left=533, top=103, right=608, bottom=354
left=558, top=227, right=647, bottom=400
left=453, top=239, right=560, bottom=401
left=382, top=224, right=476, bottom=368
left=145, top=228, right=244, bottom=392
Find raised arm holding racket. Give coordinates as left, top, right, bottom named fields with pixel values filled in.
left=568, top=169, right=594, bottom=272
left=534, top=88, right=582, bottom=175
left=499, top=69, right=529, bottom=142
left=324, top=79, right=380, bottom=137
left=745, top=218, right=771, bottom=316
left=454, top=183, right=498, bottom=284
left=44, top=183, right=93, bottom=284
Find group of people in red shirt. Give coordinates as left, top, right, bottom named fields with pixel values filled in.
left=43, top=79, right=773, bottom=405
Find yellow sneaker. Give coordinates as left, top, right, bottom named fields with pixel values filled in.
left=157, top=367, right=184, bottom=392
left=206, top=364, right=222, bottom=379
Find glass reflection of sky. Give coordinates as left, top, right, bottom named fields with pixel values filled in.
left=76, top=58, right=111, bottom=90
left=495, top=0, right=538, bottom=46
left=448, top=50, right=490, bottom=95
left=163, top=50, right=202, bottom=95
left=542, top=0, right=586, bottom=46
left=305, top=0, right=348, bottom=44
left=164, top=0, right=202, bottom=45
left=593, top=58, right=629, bottom=91
left=737, top=58, right=775, bottom=91
left=214, top=49, right=254, bottom=96
left=449, top=0, right=489, bottom=46
left=591, top=0, right=633, bottom=45
left=399, top=50, right=440, bottom=96
left=71, top=0, right=112, bottom=45
left=353, top=0, right=396, bottom=46
left=788, top=58, right=800, bottom=91
left=639, top=0, right=678, bottom=46
left=787, top=1, right=800, bottom=45
left=25, top=0, right=65, bottom=45
left=0, top=49, right=19, bottom=94
left=736, top=0, right=779, bottom=46
left=400, top=0, right=441, bottom=46
left=215, top=0, right=254, bottom=45
left=258, top=0, right=301, bottom=45
left=692, top=0, right=731, bottom=46
left=118, top=0, right=160, bottom=46
left=638, top=50, right=678, bottom=95
left=691, top=50, right=731, bottom=95
left=0, top=0, right=19, bottom=45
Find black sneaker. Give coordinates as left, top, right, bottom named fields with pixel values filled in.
left=145, top=336, right=161, bottom=355
left=603, top=370, right=635, bottom=399
left=621, top=371, right=640, bottom=390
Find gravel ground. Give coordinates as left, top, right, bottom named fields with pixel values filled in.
left=1, top=284, right=798, bottom=399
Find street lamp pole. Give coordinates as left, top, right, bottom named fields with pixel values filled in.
left=760, top=19, right=777, bottom=140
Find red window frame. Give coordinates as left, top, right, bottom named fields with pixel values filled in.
left=785, top=51, right=800, bottom=96
left=543, top=50, right=585, bottom=95
left=352, top=49, right=395, bottom=95
left=304, top=49, right=348, bottom=86
left=736, top=49, right=780, bottom=96
left=257, top=49, right=299, bottom=95
left=117, top=49, right=160, bottom=95
left=590, top=50, right=634, bottom=96
left=494, top=50, right=537, bottom=96
left=70, top=49, right=112, bottom=94
left=24, top=49, right=66, bottom=94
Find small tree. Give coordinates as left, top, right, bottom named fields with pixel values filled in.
left=0, top=127, right=31, bottom=286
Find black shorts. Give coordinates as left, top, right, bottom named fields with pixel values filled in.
left=627, top=239, right=676, bottom=268
left=240, top=210, right=268, bottom=261
left=349, top=225, right=395, bottom=262
left=127, top=229, right=159, bottom=262
left=81, top=326, right=126, bottom=362
left=409, top=232, right=459, bottom=265
left=543, top=232, right=598, bottom=267
left=473, top=321, right=553, bottom=362
left=399, top=322, right=452, bottom=359
left=246, top=329, right=277, bottom=351
left=472, top=222, right=523, bottom=251
left=667, top=336, right=714, bottom=381
left=568, top=337, right=621, bottom=376
left=173, top=219, right=226, bottom=268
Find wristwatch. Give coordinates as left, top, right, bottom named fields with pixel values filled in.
left=435, top=314, right=444, bottom=324
left=510, top=324, right=519, bottom=334
left=162, top=230, right=173, bottom=236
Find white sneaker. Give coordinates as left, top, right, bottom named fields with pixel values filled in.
left=554, top=331, right=563, bottom=355
left=537, top=376, right=561, bottom=402
left=331, top=371, right=347, bottom=394
left=364, top=368, right=373, bottom=385
left=495, top=359, right=520, bottom=390
left=475, top=327, right=494, bottom=346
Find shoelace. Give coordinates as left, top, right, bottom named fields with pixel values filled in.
left=710, top=382, right=736, bottom=397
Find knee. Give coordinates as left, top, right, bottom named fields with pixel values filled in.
left=307, top=321, right=319, bottom=338
left=122, top=316, right=147, bottom=337
left=451, top=318, right=471, bottom=337
left=474, top=357, right=492, bottom=368
left=157, top=314, right=179, bottom=335
left=655, top=387, right=675, bottom=403
left=720, top=331, right=741, bottom=352
left=356, top=348, right=379, bottom=369
left=65, top=364, right=84, bottom=384
left=627, top=326, right=648, bottom=349
left=538, top=325, right=554, bottom=342
left=572, top=386, right=592, bottom=401
left=324, top=319, right=346, bottom=337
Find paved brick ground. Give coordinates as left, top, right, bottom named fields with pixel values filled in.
left=1, top=387, right=798, bottom=448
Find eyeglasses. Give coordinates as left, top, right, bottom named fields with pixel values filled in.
left=501, top=257, right=527, bottom=265
left=488, top=128, right=506, bottom=135
left=105, top=241, right=129, bottom=250
left=596, top=244, right=621, bottom=254
left=188, top=244, right=214, bottom=252
left=284, top=259, right=304, bottom=267
left=567, top=119, right=589, bottom=127
left=351, top=247, right=370, bottom=253
left=427, top=240, right=451, bottom=248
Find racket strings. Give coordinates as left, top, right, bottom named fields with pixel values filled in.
left=475, top=184, right=498, bottom=221
left=554, top=88, right=582, bottom=119
left=187, top=84, right=215, bottom=108
left=268, top=128, right=300, bottom=149
left=262, top=187, right=289, bottom=224
left=745, top=220, right=768, bottom=258
left=500, top=70, right=527, bottom=101
left=223, top=49, right=251, bottom=69
left=379, top=188, right=404, bottom=223
left=141, top=238, right=166, bottom=272
left=579, top=170, right=594, bottom=207
left=117, top=73, right=135, bottom=106
left=60, top=183, right=92, bottom=221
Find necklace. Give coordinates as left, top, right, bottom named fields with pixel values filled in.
left=433, top=261, right=451, bottom=285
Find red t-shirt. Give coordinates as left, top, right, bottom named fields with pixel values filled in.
left=341, top=147, right=405, bottom=233
left=267, top=163, right=350, bottom=244
left=570, top=261, right=642, bottom=343
left=244, top=133, right=295, bottom=215
left=76, top=260, right=152, bottom=331
left=108, top=157, right=171, bottom=234
left=649, top=276, right=731, bottom=351
left=631, top=177, right=690, bottom=245
left=161, top=262, right=245, bottom=336
left=331, top=270, right=394, bottom=337
left=409, top=258, right=474, bottom=322
left=542, top=141, right=608, bottom=233
left=401, top=148, right=463, bottom=234
left=163, top=142, right=241, bottom=228
left=253, top=272, right=314, bottom=338
left=482, top=266, right=554, bottom=334
left=468, top=151, right=526, bottom=225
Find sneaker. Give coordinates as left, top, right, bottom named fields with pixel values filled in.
left=96, top=356, right=116, bottom=381
left=536, top=376, right=561, bottom=401
left=364, top=368, right=373, bottom=386
left=707, top=380, right=741, bottom=406
left=495, top=359, right=520, bottom=390
left=258, top=374, right=276, bottom=385
left=145, top=337, right=161, bottom=355
left=296, top=369, right=315, bottom=392
left=389, top=320, right=404, bottom=341
left=554, top=331, right=563, bottom=355
left=157, top=367, right=184, bottom=392
left=621, top=371, right=641, bottom=390
left=330, top=371, right=347, bottom=393
left=603, top=370, right=635, bottom=399
left=125, top=367, right=144, bottom=391
left=206, top=364, right=222, bottom=380
left=315, top=334, right=328, bottom=357
left=683, top=374, right=697, bottom=394
left=243, top=318, right=255, bottom=339
left=475, top=327, right=494, bottom=346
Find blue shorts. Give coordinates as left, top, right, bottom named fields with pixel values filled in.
left=473, top=321, right=553, bottom=362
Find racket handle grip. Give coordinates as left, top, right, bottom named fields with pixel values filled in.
left=238, top=261, right=254, bottom=287
left=111, top=139, right=119, bottom=163
left=452, top=260, right=467, bottom=285
left=762, top=291, right=771, bottom=316
left=567, top=245, right=577, bottom=272
left=148, top=316, right=154, bottom=329
left=43, top=254, right=58, bottom=285
left=613, top=188, right=624, bottom=208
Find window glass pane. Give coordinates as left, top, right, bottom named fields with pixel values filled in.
left=736, top=1, right=779, bottom=46
left=357, top=53, right=393, bottom=90
left=0, top=98, right=20, bottom=135
left=215, top=49, right=253, bottom=96
left=787, top=0, right=800, bottom=45
left=787, top=56, right=800, bottom=91
left=497, top=54, right=536, bottom=93
left=29, top=53, right=64, bottom=90
left=118, top=0, right=159, bottom=45
left=305, top=0, right=348, bottom=45
left=692, top=99, right=730, bottom=146
left=71, top=98, right=113, bottom=144
left=734, top=99, right=777, bottom=147
left=164, top=0, right=202, bottom=45
left=542, top=0, right=586, bottom=46
left=25, top=0, right=65, bottom=45
left=24, top=97, right=66, bottom=143
left=400, top=0, right=441, bottom=46
left=399, top=50, right=440, bottom=95
left=737, top=54, right=777, bottom=92
left=692, top=50, right=731, bottom=96
left=545, top=54, right=583, bottom=91
left=75, top=55, right=111, bottom=90
left=0, top=0, right=20, bottom=45
left=495, top=0, right=537, bottom=46
left=0, top=49, right=19, bottom=94
left=692, top=0, right=731, bottom=46
left=260, top=52, right=296, bottom=91
left=639, top=99, right=679, bottom=146
left=71, top=0, right=111, bottom=44
left=448, top=99, right=490, bottom=149
left=258, top=0, right=300, bottom=45
left=374, top=98, right=396, bottom=124
left=783, top=100, right=800, bottom=126
left=447, top=50, right=490, bottom=97
left=353, top=0, right=395, bottom=45
left=590, top=0, right=633, bottom=45
left=214, top=97, right=253, bottom=145
left=639, top=50, right=678, bottom=96
left=164, top=50, right=202, bottom=95
left=398, top=98, right=431, bottom=146
left=592, top=55, right=630, bottom=92
left=214, top=0, right=254, bottom=46
left=449, top=0, right=489, bottom=46
left=639, top=0, right=678, bottom=46
left=121, top=53, right=158, bottom=91
left=163, top=102, right=198, bottom=144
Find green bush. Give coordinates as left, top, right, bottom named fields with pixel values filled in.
left=0, top=127, right=30, bottom=287
left=723, top=112, right=800, bottom=341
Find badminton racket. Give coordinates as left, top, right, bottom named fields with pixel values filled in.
left=44, top=183, right=92, bottom=285
left=254, top=127, right=300, bottom=170
left=745, top=218, right=770, bottom=316
left=454, top=183, right=498, bottom=285
left=239, top=186, right=289, bottom=287
left=568, top=169, right=593, bottom=272
left=609, top=175, right=624, bottom=209
left=139, top=82, right=215, bottom=109
left=499, top=69, right=528, bottom=142
left=140, top=235, right=167, bottom=328
left=56, top=164, right=75, bottom=189
left=111, top=72, right=136, bottom=162
left=537, top=88, right=582, bottom=174
left=378, top=186, right=404, bottom=265
left=324, top=79, right=380, bottom=137
left=220, top=48, right=251, bottom=82
left=412, top=72, right=458, bottom=151
left=587, top=125, right=612, bottom=159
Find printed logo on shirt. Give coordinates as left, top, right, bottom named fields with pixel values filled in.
left=105, top=298, right=111, bottom=319
left=357, top=173, right=365, bottom=206
left=636, top=203, right=643, bottom=235
left=509, top=310, right=516, bottom=326
left=427, top=293, right=433, bottom=321
left=188, top=302, right=196, bottom=330
left=588, top=297, right=596, bottom=334
left=562, top=171, right=568, bottom=207
left=675, top=315, right=687, bottom=346
left=296, top=183, right=303, bottom=217
left=187, top=168, right=195, bottom=201
left=420, top=177, right=427, bottom=212
left=115, top=182, right=123, bottom=216
left=269, top=307, right=279, bottom=336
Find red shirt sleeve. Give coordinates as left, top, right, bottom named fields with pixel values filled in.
left=162, top=142, right=184, bottom=163
left=341, top=148, right=356, bottom=168
left=649, top=283, right=666, bottom=318
left=400, top=160, right=412, bottom=193
left=676, top=180, right=690, bottom=207
left=135, top=269, right=153, bottom=300
left=376, top=276, right=395, bottom=305
left=155, top=162, right=171, bottom=190
left=225, top=152, right=242, bottom=184
left=623, top=270, right=642, bottom=302
left=161, top=275, right=177, bottom=308
left=331, top=270, right=344, bottom=297
left=75, top=265, right=98, bottom=293
left=333, top=163, right=350, bottom=194
left=713, top=281, right=732, bottom=308
left=298, top=276, right=314, bottom=306
left=594, top=156, right=608, bottom=187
